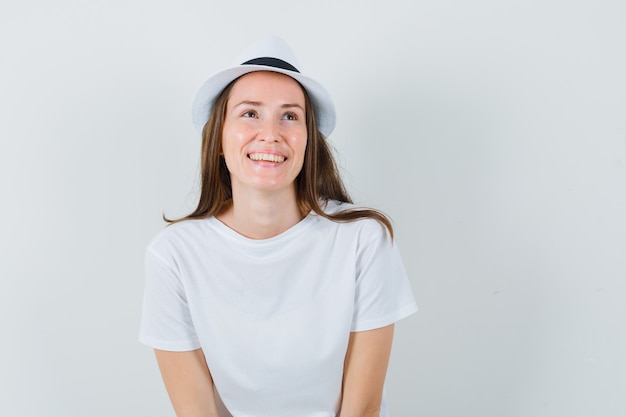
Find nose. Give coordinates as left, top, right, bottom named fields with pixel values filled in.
left=258, top=118, right=280, bottom=142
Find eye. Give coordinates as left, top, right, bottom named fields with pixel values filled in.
left=242, top=110, right=258, bottom=118
left=282, top=112, right=297, bottom=121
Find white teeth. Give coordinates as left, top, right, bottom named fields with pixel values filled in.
left=248, top=153, right=285, bottom=163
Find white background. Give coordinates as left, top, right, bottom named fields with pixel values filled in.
left=1, top=0, right=625, bottom=416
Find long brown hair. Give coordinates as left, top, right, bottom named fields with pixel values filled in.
left=166, top=74, right=394, bottom=238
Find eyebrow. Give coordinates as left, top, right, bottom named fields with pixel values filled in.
left=232, top=100, right=305, bottom=111
left=233, top=100, right=261, bottom=108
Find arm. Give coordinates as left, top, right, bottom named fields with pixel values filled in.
left=340, top=324, right=395, bottom=417
left=154, top=348, right=220, bottom=417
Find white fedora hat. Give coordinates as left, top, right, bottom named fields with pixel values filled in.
left=191, top=36, right=336, bottom=137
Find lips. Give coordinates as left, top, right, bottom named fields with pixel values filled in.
left=248, top=153, right=286, bottom=163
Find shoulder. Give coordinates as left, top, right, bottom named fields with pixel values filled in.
left=319, top=199, right=355, bottom=215
left=317, top=200, right=391, bottom=244
left=146, top=217, right=214, bottom=258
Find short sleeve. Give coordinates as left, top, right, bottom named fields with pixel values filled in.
left=351, top=223, right=418, bottom=332
left=139, top=247, right=201, bottom=351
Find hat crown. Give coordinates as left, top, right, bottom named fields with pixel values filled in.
left=232, top=36, right=301, bottom=70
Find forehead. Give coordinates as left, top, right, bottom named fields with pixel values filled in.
left=227, top=71, right=306, bottom=104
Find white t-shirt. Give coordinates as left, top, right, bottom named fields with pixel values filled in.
left=139, top=201, right=417, bottom=417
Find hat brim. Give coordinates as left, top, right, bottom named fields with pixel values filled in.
left=191, top=65, right=336, bottom=137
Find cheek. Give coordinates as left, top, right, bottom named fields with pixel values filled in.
left=298, top=141, right=308, bottom=161
left=221, top=126, right=247, bottom=154
left=290, top=129, right=308, bottom=156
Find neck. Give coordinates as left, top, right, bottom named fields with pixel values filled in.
left=217, top=187, right=305, bottom=240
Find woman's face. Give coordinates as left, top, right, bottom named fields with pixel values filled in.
left=221, top=71, right=307, bottom=197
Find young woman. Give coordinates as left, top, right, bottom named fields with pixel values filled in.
left=140, top=36, right=417, bottom=417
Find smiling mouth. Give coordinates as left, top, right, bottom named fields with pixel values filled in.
left=248, top=153, right=286, bottom=163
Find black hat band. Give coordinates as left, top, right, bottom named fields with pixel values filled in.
left=242, top=57, right=300, bottom=73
